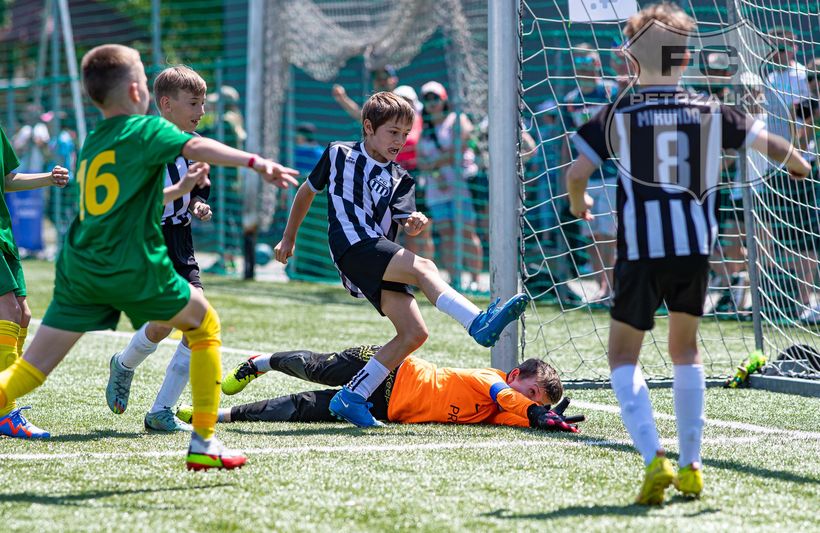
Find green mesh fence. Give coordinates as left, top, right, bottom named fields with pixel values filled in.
left=0, top=0, right=490, bottom=291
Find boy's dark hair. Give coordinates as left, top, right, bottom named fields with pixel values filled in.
left=153, top=65, right=207, bottom=102
left=81, top=44, right=141, bottom=105
left=516, top=358, right=563, bottom=405
left=794, top=99, right=818, bottom=122
left=361, top=91, right=415, bottom=137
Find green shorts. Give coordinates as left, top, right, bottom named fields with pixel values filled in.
left=42, top=272, right=191, bottom=332
left=0, top=252, right=26, bottom=298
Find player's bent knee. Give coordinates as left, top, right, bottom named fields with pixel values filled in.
left=399, top=326, right=428, bottom=352
left=415, top=257, right=438, bottom=277
left=18, top=299, right=31, bottom=328
left=185, top=305, right=222, bottom=349
left=0, top=293, right=21, bottom=323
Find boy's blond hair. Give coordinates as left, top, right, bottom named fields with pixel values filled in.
left=623, top=2, right=696, bottom=74
left=361, top=91, right=415, bottom=137
left=81, top=44, right=141, bottom=105
left=153, top=65, right=207, bottom=103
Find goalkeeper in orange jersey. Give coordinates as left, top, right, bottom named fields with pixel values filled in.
left=176, top=345, right=584, bottom=432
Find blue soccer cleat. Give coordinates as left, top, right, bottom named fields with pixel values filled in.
left=145, top=409, right=193, bottom=432
left=0, top=406, right=51, bottom=439
left=106, top=353, right=134, bottom=414
left=469, top=293, right=531, bottom=347
left=328, top=387, right=385, bottom=428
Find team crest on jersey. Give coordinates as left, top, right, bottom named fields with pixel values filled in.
left=368, top=176, right=391, bottom=197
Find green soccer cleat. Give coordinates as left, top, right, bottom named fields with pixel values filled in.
left=635, top=456, right=675, bottom=505
left=145, top=408, right=192, bottom=432
left=106, top=353, right=134, bottom=414
left=222, top=356, right=264, bottom=395
left=176, top=405, right=193, bottom=424
left=674, top=464, right=704, bottom=497
left=186, top=433, right=247, bottom=471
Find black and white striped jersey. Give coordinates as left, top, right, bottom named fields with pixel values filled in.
left=307, top=141, right=416, bottom=262
left=162, top=155, right=210, bottom=226
left=573, top=86, right=765, bottom=261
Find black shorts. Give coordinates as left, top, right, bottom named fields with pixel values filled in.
left=610, top=255, right=710, bottom=331
left=162, top=223, right=202, bottom=289
left=336, top=237, right=413, bottom=316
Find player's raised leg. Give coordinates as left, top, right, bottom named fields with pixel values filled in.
left=163, top=289, right=245, bottom=471
left=608, top=319, right=672, bottom=505
left=382, top=248, right=529, bottom=347
left=668, top=312, right=705, bottom=497
left=330, top=291, right=425, bottom=427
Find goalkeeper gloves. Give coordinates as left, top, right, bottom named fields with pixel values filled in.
left=527, top=397, right=586, bottom=433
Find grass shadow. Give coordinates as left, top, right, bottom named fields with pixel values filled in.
left=48, top=429, right=145, bottom=443
left=0, top=483, right=233, bottom=511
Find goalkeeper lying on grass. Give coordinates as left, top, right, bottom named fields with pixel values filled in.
left=177, top=345, right=584, bottom=432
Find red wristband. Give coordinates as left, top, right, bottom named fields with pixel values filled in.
left=247, top=156, right=256, bottom=168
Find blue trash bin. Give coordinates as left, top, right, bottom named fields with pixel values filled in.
left=6, top=189, right=44, bottom=253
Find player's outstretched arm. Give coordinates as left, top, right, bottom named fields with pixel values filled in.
left=750, top=129, right=811, bottom=179
left=275, top=181, right=316, bottom=264
left=181, top=136, right=299, bottom=189
left=5, top=166, right=69, bottom=191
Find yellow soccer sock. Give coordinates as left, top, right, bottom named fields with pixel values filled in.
left=0, top=320, right=20, bottom=416
left=17, top=327, right=27, bottom=357
left=185, top=306, right=222, bottom=440
left=0, top=357, right=46, bottom=410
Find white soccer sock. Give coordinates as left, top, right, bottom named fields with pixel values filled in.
left=673, top=364, right=705, bottom=468
left=435, top=290, right=481, bottom=330
left=252, top=354, right=273, bottom=372
left=346, top=358, right=390, bottom=399
left=217, top=408, right=232, bottom=423
left=118, top=324, right=159, bottom=369
left=611, top=364, right=662, bottom=466
left=149, top=342, right=191, bottom=414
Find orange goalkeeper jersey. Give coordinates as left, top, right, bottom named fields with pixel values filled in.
left=386, top=356, right=536, bottom=427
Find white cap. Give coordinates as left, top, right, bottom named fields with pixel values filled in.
left=393, top=85, right=418, bottom=103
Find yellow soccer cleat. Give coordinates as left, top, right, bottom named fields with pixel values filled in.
left=175, top=405, right=193, bottom=424
left=635, top=456, right=675, bottom=505
left=674, top=464, right=704, bottom=497
left=222, top=356, right=263, bottom=395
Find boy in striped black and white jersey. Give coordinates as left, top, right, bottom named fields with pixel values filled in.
left=105, top=65, right=215, bottom=432
left=275, top=92, right=530, bottom=429
left=565, top=3, right=810, bottom=505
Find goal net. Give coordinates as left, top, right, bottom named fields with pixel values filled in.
left=518, top=0, right=820, bottom=381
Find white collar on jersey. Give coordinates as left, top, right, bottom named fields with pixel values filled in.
left=359, top=141, right=391, bottom=168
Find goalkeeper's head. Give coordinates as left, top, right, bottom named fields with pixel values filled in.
left=506, top=358, right=563, bottom=406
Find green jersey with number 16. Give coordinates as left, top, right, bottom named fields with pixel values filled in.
left=57, top=115, right=191, bottom=302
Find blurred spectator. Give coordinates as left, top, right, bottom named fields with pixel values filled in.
left=392, top=84, right=434, bottom=259
left=560, top=44, right=619, bottom=303
left=609, top=38, right=634, bottom=92
left=807, top=57, right=820, bottom=101
left=522, top=98, right=582, bottom=304
left=202, top=85, right=247, bottom=277
left=332, top=65, right=399, bottom=120
left=764, top=28, right=811, bottom=142
left=417, top=81, right=482, bottom=286
left=12, top=105, right=50, bottom=173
